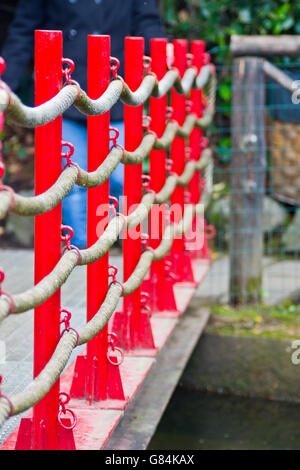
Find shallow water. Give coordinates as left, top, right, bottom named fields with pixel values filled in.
left=148, top=388, right=300, bottom=450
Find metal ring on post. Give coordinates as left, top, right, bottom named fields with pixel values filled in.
left=0, top=376, right=13, bottom=417
left=58, top=392, right=77, bottom=430
left=0, top=185, right=16, bottom=213
left=107, top=345, right=124, bottom=366
left=62, top=58, right=75, bottom=85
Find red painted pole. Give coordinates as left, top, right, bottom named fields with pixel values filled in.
left=33, top=30, right=63, bottom=450
left=170, top=39, right=195, bottom=284
left=189, top=41, right=205, bottom=204
left=113, top=37, right=155, bottom=351
left=148, top=38, right=177, bottom=314
left=87, top=35, right=110, bottom=402
left=70, top=35, right=124, bottom=402
left=188, top=41, right=205, bottom=259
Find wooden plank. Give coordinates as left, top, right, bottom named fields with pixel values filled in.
left=103, top=306, right=210, bottom=450
left=231, top=35, right=300, bottom=57
left=229, top=57, right=266, bottom=305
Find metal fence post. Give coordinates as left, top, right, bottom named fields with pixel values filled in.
left=188, top=40, right=205, bottom=260
left=229, top=57, right=266, bottom=305
left=148, top=38, right=178, bottom=314
left=169, top=39, right=195, bottom=284
left=112, top=37, right=155, bottom=351
left=70, top=35, right=125, bottom=402
left=15, top=30, right=63, bottom=450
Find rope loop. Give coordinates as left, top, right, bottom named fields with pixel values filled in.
left=186, top=53, right=194, bottom=68
left=0, top=185, right=16, bottom=213
left=62, top=58, right=75, bottom=85
left=142, top=115, right=152, bottom=132
left=108, top=264, right=125, bottom=295
left=60, top=308, right=80, bottom=346
left=185, top=147, right=193, bottom=162
left=203, top=52, right=211, bottom=65
left=107, top=333, right=124, bottom=366
left=186, top=100, right=194, bottom=114
left=0, top=269, right=14, bottom=313
left=58, top=392, right=77, bottom=430
left=166, top=106, right=174, bottom=121
left=61, top=224, right=74, bottom=250
left=201, top=137, right=209, bottom=149
left=61, top=140, right=75, bottom=167
left=110, top=57, right=120, bottom=80
left=141, top=233, right=154, bottom=254
left=205, top=223, right=216, bottom=240
left=184, top=191, right=192, bottom=204
left=0, top=57, right=6, bottom=77
left=0, top=375, right=14, bottom=417
left=143, top=55, right=152, bottom=74
left=140, top=291, right=151, bottom=315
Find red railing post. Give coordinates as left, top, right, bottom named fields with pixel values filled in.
left=70, top=35, right=125, bottom=402
left=112, top=37, right=155, bottom=352
left=14, top=30, right=64, bottom=450
left=188, top=40, right=206, bottom=261
left=147, top=38, right=178, bottom=314
left=33, top=29, right=62, bottom=450
left=169, top=39, right=195, bottom=285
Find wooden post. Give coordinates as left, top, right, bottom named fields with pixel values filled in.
left=229, top=57, right=266, bottom=305
left=231, top=35, right=300, bottom=57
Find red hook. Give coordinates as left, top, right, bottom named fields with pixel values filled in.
left=0, top=57, right=6, bottom=77
left=143, top=56, right=152, bottom=74
left=185, top=147, right=193, bottom=162
left=186, top=53, right=194, bottom=68
left=58, top=392, right=77, bottom=430
left=62, top=58, right=75, bottom=85
left=110, top=57, right=120, bottom=80
left=61, top=224, right=74, bottom=250
left=0, top=375, right=13, bottom=416
left=61, top=140, right=75, bottom=167
left=108, top=265, right=124, bottom=295
left=107, top=333, right=124, bottom=366
left=186, top=100, right=194, bottom=114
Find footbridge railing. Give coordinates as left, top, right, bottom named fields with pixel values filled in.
left=0, top=31, right=215, bottom=450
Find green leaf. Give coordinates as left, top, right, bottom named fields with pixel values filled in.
left=219, top=84, right=232, bottom=102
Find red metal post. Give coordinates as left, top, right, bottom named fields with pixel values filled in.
left=169, top=39, right=195, bottom=285
left=148, top=38, right=177, bottom=314
left=70, top=35, right=124, bottom=402
left=113, top=37, right=155, bottom=351
left=32, top=30, right=62, bottom=450
left=188, top=40, right=206, bottom=261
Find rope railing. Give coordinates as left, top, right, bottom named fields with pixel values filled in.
left=0, top=64, right=213, bottom=127
left=0, top=33, right=216, bottom=449
left=0, top=70, right=215, bottom=219
left=0, top=187, right=212, bottom=429
left=0, top=148, right=213, bottom=322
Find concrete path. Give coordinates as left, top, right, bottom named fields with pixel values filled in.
left=0, top=248, right=299, bottom=444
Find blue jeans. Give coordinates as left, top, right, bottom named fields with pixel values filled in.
left=62, top=119, right=124, bottom=248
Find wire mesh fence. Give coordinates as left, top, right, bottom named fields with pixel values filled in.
left=201, top=53, right=300, bottom=308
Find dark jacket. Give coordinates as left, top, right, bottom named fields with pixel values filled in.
left=1, top=0, right=166, bottom=122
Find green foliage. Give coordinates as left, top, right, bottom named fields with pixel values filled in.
left=161, top=0, right=300, bottom=62
left=160, top=0, right=300, bottom=163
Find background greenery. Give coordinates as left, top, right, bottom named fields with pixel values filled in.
left=160, top=0, right=300, bottom=61
left=159, top=0, right=300, bottom=164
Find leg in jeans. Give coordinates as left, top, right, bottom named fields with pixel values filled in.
left=62, top=118, right=124, bottom=248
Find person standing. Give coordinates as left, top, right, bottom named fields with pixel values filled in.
left=1, top=0, right=167, bottom=247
